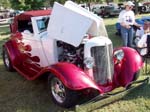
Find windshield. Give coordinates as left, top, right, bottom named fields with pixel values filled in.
left=36, top=17, right=49, bottom=33
left=106, top=6, right=114, bottom=10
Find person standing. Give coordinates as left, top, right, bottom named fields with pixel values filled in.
left=118, top=1, right=141, bottom=47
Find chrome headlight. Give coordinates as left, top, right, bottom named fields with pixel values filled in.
left=84, top=57, right=94, bottom=69
left=114, top=49, right=124, bottom=61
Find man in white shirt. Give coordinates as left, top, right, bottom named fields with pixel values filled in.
left=135, top=21, right=150, bottom=44
left=137, top=33, right=150, bottom=56
left=134, top=21, right=150, bottom=55
left=118, top=1, right=141, bottom=47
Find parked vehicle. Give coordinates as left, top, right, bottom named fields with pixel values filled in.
left=92, top=4, right=107, bottom=16
left=101, top=5, right=121, bottom=17
left=79, top=3, right=90, bottom=11
left=142, top=2, right=150, bottom=13
left=131, top=2, right=146, bottom=14
left=0, top=10, right=9, bottom=19
left=118, top=3, right=124, bottom=10
left=2, top=1, right=144, bottom=108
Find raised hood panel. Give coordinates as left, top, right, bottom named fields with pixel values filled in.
left=64, top=1, right=105, bottom=37
left=47, top=2, right=94, bottom=47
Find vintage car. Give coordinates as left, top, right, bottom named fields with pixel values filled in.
left=142, top=2, right=150, bottom=13
left=92, top=4, right=107, bottom=16
left=2, top=1, right=143, bottom=108
left=101, top=5, right=121, bottom=17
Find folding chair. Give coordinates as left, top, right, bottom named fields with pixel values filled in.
left=134, top=34, right=150, bottom=74
left=142, top=35, right=150, bottom=74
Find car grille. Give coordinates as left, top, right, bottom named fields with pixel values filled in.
left=91, top=45, right=114, bottom=85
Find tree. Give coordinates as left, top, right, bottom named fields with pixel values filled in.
left=9, top=0, right=46, bottom=10
left=44, top=0, right=66, bottom=7
left=0, top=0, right=11, bottom=9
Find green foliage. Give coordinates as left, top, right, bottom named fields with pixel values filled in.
left=44, top=0, right=66, bottom=7
left=0, top=0, right=11, bottom=9
left=9, top=0, right=46, bottom=10
left=1, top=0, right=143, bottom=10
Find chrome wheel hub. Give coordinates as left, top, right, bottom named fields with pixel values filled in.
left=4, top=52, right=10, bottom=67
left=51, top=77, right=66, bottom=103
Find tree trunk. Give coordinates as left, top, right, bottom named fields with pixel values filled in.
left=134, top=0, right=138, bottom=14
left=106, top=0, right=109, bottom=5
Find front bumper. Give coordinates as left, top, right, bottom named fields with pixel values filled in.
left=75, top=77, right=149, bottom=112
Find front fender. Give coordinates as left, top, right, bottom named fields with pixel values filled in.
left=42, top=62, right=103, bottom=93
left=113, top=47, right=143, bottom=87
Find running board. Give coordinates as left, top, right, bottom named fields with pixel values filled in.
left=75, top=77, right=149, bottom=112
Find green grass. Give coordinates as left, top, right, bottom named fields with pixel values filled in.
left=104, top=17, right=122, bottom=47
left=0, top=24, right=64, bottom=112
left=0, top=14, right=150, bottom=112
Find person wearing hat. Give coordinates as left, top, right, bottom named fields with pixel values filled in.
left=135, top=21, right=150, bottom=44
left=118, top=1, right=141, bottom=47
left=135, top=21, right=150, bottom=55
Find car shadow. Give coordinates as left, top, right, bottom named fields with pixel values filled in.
left=123, top=82, right=150, bottom=100
left=0, top=61, right=91, bottom=112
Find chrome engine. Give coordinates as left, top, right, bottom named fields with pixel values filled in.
left=57, top=41, right=84, bottom=68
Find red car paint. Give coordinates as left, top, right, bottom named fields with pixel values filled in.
left=113, top=47, right=143, bottom=87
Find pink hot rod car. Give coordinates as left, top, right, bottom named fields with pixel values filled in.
left=2, top=1, right=143, bottom=108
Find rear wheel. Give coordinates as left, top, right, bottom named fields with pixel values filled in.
left=2, top=47, right=14, bottom=71
left=48, top=75, right=78, bottom=108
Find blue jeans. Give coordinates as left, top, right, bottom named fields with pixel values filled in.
left=120, top=26, right=134, bottom=47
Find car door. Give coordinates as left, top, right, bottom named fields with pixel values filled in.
left=31, top=16, right=58, bottom=66
left=18, top=16, right=49, bottom=74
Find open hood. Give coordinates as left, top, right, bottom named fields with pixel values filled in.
left=47, top=1, right=108, bottom=47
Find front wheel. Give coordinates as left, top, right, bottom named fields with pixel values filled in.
left=48, top=75, right=78, bottom=108
left=2, top=47, right=14, bottom=71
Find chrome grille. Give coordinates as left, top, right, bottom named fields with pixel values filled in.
left=91, top=45, right=114, bottom=84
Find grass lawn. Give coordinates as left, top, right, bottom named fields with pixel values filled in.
left=0, top=14, right=150, bottom=112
